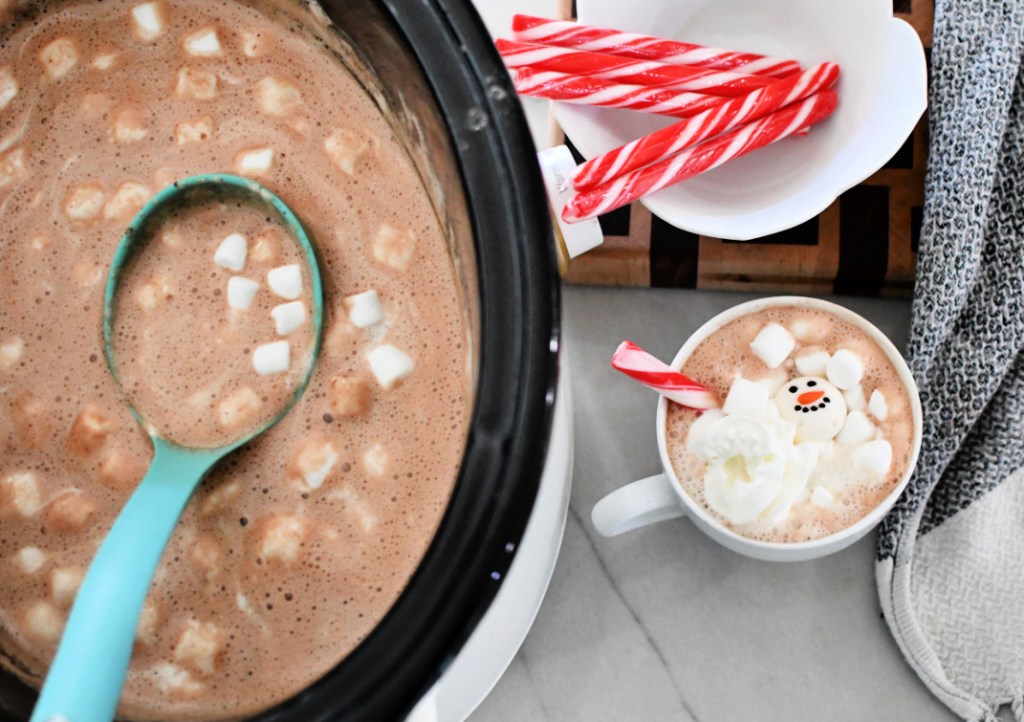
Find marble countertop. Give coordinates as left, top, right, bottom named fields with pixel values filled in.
left=472, top=288, right=954, bottom=722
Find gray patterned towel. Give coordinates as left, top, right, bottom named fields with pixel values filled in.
left=875, top=1, right=1024, bottom=720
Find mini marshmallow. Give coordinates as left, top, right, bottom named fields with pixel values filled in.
left=367, top=344, right=414, bottom=390
left=45, top=490, right=96, bottom=533
left=371, top=224, right=416, bottom=272
left=324, top=129, right=369, bottom=176
left=137, top=601, right=159, bottom=645
left=252, top=340, right=290, bottom=375
left=50, top=567, right=83, bottom=606
left=843, top=384, right=867, bottom=412
left=174, top=620, right=223, bottom=675
left=189, top=535, right=221, bottom=579
left=343, top=289, right=382, bottom=328
left=92, top=53, right=117, bottom=70
left=131, top=2, right=167, bottom=41
left=853, top=439, right=893, bottom=477
left=753, top=368, right=787, bottom=397
left=151, top=662, right=204, bottom=697
left=328, top=375, right=371, bottom=416
left=233, top=146, right=274, bottom=177
left=135, top=274, right=174, bottom=312
left=68, top=406, right=111, bottom=457
left=174, top=117, right=213, bottom=145
left=217, top=387, right=260, bottom=428
left=200, top=480, right=241, bottom=516
left=826, top=349, right=864, bottom=390
left=267, top=264, right=302, bottom=299
left=11, top=395, right=51, bottom=447
left=255, top=76, right=301, bottom=116
left=869, top=389, right=889, bottom=421
left=241, top=30, right=267, bottom=58
left=810, top=486, right=835, bottom=508
left=291, top=438, right=339, bottom=490
left=836, top=410, right=875, bottom=446
left=71, top=260, right=103, bottom=288
left=2, top=471, right=41, bottom=517
left=23, top=600, right=63, bottom=644
left=104, top=182, right=151, bottom=222
left=249, top=231, right=279, bottom=263
left=260, top=515, right=307, bottom=564
left=214, top=233, right=247, bottom=271
left=272, top=301, right=306, bottom=335
left=14, top=547, right=47, bottom=574
left=0, top=148, right=25, bottom=191
left=722, top=377, right=770, bottom=417
left=226, top=277, right=259, bottom=311
left=40, top=38, right=78, bottom=80
left=97, top=447, right=143, bottom=492
left=0, top=336, right=24, bottom=369
left=175, top=67, right=218, bottom=100
left=64, top=184, right=106, bottom=221
left=363, top=442, right=388, bottom=478
left=111, top=106, right=147, bottom=143
left=749, top=323, right=795, bottom=370
left=183, top=27, right=222, bottom=57
left=795, top=350, right=831, bottom=378
left=0, top=66, right=18, bottom=111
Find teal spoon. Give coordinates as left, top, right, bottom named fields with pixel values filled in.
left=30, top=174, right=324, bottom=722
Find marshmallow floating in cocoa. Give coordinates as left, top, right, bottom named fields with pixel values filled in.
left=271, top=301, right=306, bottom=335
left=343, top=289, right=382, bottom=328
left=869, top=390, right=889, bottom=421
left=367, top=344, right=413, bottom=389
left=836, top=409, right=875, bottom=446
left=722, top=377, right=769, bottom=417
left=853, top=439, right=892, bottom=477
left=252, top=340, right=290, bottom=375
left=749, top=323, right=795, bottom=369
left=214, top=233, right=247, bottom=271
left=794, top=350, right=830, bottom=377
left=131, top=2, right=167, bottom=41
left=826, top=349, right=864, bottom=389
left=226, top=277, right=259, bottom=311
left=267, top=264, right=302, bottom=300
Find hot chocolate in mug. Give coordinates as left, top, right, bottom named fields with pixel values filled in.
left=592, top=296, right=923, bottom=562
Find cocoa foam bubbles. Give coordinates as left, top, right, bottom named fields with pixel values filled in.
left=666, top=306, right=914, bottom=544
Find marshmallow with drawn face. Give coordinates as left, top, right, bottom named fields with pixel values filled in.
left=773, top=376, right=847, bottom=442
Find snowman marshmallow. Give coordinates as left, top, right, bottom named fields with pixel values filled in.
left=773, top=376, right=847, bottom=442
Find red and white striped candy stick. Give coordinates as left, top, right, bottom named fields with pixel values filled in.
left=496, top=39, right=774, bottom=97
left=572, top=62, right=840, bottom=191
left=612, top=341, right=719, bottom=410
left=513, top=68, right=729, bottom=119
left=512, top=15, right=801, bottom=79
left=563, top=90, right=838, bottom=222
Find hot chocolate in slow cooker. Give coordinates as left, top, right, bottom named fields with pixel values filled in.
left=0, top=0, right=558, bottom=719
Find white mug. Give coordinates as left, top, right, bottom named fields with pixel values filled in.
left=591, top=296, right=923, bottom=562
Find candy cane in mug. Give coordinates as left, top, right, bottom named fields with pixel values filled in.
left=612, top=340, right=719, bottom=410
left=512, top=15, right=801, bottom=78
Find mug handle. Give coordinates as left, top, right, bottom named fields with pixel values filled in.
left=591, top=473, right=685, bottom=537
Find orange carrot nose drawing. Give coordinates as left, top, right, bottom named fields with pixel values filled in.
left=797, top=390, right=825, bottom=405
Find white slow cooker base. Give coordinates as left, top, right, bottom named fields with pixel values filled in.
left=407, top=366, right=573, bottom=722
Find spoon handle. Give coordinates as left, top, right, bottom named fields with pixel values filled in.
left=31, top=439, right=222, bottom=722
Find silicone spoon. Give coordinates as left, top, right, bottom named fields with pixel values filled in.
left=30, top=174, right=324, bottom=722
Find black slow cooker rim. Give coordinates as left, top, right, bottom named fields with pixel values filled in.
left=255, top=1, right=561, bottom=721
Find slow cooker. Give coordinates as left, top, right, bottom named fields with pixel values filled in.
left=0, top=0, right=561, bottom=719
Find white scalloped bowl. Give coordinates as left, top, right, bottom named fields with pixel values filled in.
left=555, top=0, right=927, bottom=240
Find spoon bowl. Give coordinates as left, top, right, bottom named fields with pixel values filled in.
left=30, top=174, right=324, bottom=722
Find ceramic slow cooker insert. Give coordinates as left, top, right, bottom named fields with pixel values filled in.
left=0, top=0, right=559, bottom=719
